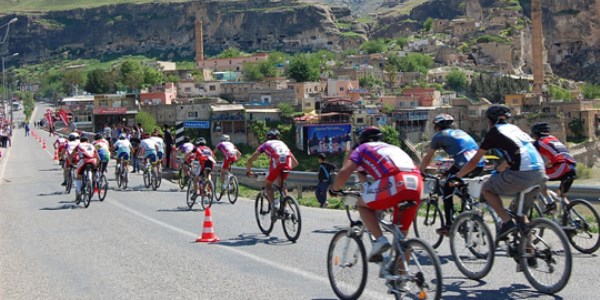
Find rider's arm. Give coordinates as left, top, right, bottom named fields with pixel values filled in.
left=456, top=149, right=486, bottom=179
left=245, top=150, right=261, bottom=172
left=331, top=159, right=358, bottom=191
left=290, top=153, right=299, bottom=169
left=420, top=148, right=436, bottom=174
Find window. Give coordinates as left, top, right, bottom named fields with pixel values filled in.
left=99, top=100, right=109, bottom=107
left=468, top=110, right=476, bottom=116
left=512, top=99, right=518, bottom=104
left=304, top=102, right=312, bottom=107
left=356, top=118, right=364, bottom=123
left=339, top=87, right=344, bottom=91
left=184, top=87, right=192, bottom=93
left=188, top=111, right=198, bottom=119
left=209, top=85, right=216, bottom=91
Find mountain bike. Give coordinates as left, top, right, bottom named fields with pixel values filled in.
left=186, top=161, right=214, bottom=210
left=252, top=171, right=302, bottom=242
left=450, top=183, right=572, bottom=294
left=414, top=174, right=498, bottom=249
left=76, top=164, right=94, bottom=208
left=177, top=161, right=191, bottom=191
left=216, top=162, right=239, bottom=204
left=115, top=159, right=129, bottom=189
left=529, top=189, right=600, bottom=254
left=143, top=159, right=160, bottom=191
left=65, top=166, right=74, bottom=194
left=327, top=190, right=442, bottom=300
left=93, top=170, right=108, bottom=202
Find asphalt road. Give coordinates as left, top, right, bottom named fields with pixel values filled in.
left=1, top=104, right=599, bottom=299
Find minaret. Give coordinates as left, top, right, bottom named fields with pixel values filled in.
left=531, top=0, right=543, bottom=94
left=195, top=18, right=204, bottom=63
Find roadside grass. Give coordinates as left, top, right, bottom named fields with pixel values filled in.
left=237, top=184, right=346, bottom=210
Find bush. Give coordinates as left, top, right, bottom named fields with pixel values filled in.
left=576, top=163, right=592, bottom=179
left=135, top=111, right=158, bottom=133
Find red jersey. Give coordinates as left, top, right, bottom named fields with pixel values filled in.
left=533, top=135, right=575, bottom=166
left=194, top=146, right=216, bottom=164
left=257, top=140, right=293, bottom=169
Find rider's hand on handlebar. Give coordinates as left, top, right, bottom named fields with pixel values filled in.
left=447, top=174, right=463, bottom=187
left=329, top=188, right=342, bottom=197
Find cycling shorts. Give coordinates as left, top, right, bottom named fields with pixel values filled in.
left=145, top=153, right=157, bottom=163
left=194, top=160, right=213, bottom=177
left=222, top=156, right=238, bottom=171
left=547, top=162, right=576, bottom=181
left=98, top=150, right=110, bottom=162
left=117, top=152, right=130, bottom=161
left=361, top=171, right=422, bottom=231
left=265, top=164, right=291, bottom=183
left=76, top=158, right=97, bottom=176
left=157, top=152, right=164, bottom=160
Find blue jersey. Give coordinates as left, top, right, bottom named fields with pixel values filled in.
left=431, top=129, right=484, bottom=168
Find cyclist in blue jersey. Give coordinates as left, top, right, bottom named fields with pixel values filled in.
left=420, top=113, right=484, bottom=235
left=456, top=105, right=547, bottom=241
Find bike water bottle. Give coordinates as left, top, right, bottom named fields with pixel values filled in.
left=274, top=198, right=280, bottom=210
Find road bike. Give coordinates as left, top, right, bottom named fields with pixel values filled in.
left=186, top=161, right=214, bottom=210
left=252, top=171, right=302, bottom=242
left=414, top=173, right=498, bottom=249
left=216, top=162, right=239, bottom=204
left=143, top=159, right=161, bottom=191
left=327, top=190, right=442, bottom=300
left=65, top=166, right=74, bottom=194
left=529, top=189, right=600, bottom=254
left=76, top=164, right=94, bottom=208
left=177, top=161, right=191, bottom=191
left=93, top=170, right=108, bottom=202
left=449, top=183, right=572, bottom=294
left=115, top=159, right=129, bottom=189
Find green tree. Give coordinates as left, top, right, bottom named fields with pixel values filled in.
left=359, top=39, right=387, bottom=54
left=119, top=60, right=144, bottom=92
left=445, top=69, right=468, bottom=92
left=243, top=62, right=264, bottom=81
left=249, top=120, right=269, bottom=142
left=62, top=69, right=85, bottom=96
left=549, top=84, right=572, bottom=101
left=258, top=60, right=277, bottom=78
left=277, top=103, right=295, bottom=122
left=20, top=92, right=35, bottom=121
left=568, top=118, right=585, bottom=140
left=135, top=111, right=158, bottom=133
left=142, top=66, right=165, bottom=87
left=582, top=83, right=600, bottom=99
left=267, top=51, right=287, bottom=65
left=286, top=53, right=320, bottom=82
left=423, top=17, right=434, bottom=32
left=359, top=74, right=383, bottom=90
left=219, top=47, right=242, bottom=58
left=381, top=125, right=401, bottom=146
left=85, top=68, right=117, bottom=94
left=398, top=53, right=433, bottom=74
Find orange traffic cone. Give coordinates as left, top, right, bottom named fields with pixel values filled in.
left=42, top=140, right=47, bottom=149
left=196, top=208, right=220, bottom=242
left=53, top=149, right=58, bottom=160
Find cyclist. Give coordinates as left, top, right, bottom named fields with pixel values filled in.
left=331, top=126, right=422, bottom=262
left=531, top=122, right=577, bottom=211
left=53, top=136, right=68, bottom=170
left=456, top=105, right=547, bottom=241
left=93, top=134, right=110, bottom=174
left=68, top=136, right=100, bottom=202
left=113, top=133, right=134, bottom=175
left=187, top=137, right=216, bottom=200
left=61, top=132, right=80, bottom=186
left=140, top=132, right=160, bottom=175
left=151, top=130, right=165, bottom=174
left=246, top=129, right=299, bottom=218
left=179, top=136, right=195, bottom=178
left=214, top=134, right=242, bottom=190
left=420, top=113, right=484, bottom=236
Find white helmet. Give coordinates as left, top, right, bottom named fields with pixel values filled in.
left=221, top=134, right=230, bottom=142
left=68, top=132, right=80, bottom=141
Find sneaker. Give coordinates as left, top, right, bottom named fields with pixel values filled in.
left=496, top=220, right=516, bottom=242
left=543, top=202, right=557, bottom=214
left=60, top=181, right=67, bottom=186
left=368, top=236, right=391, bottom=263
left=436, top=226, right=450, bottom=236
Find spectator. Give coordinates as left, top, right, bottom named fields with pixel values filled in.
left=24, top=122, right=30, bottom=136
left=163, top=124, right=173, bottom=169
left=130, top=131, right=141, bottom=173
left=316, top=153, right=336, bottom=208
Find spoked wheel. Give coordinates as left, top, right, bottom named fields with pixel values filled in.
left=116, top=165, right=122, bottom=188
left=281, top=196, right=302, bottom=242
left=65, top=169, right=73, bottom=194
left=564, top=199, right=600, bottom=254
left=413, top=199, right=445, bottom=249
left=521, top=218, right=572, bottom=294
left=122, top=170, right=128, bottom=189
left=449, top=212, right=495, bottom=280
left=82, top=170, right=93, bottom=208
left=200, top=180, right=214, bottom=210
left=97, top=174, right=108, bottom=201
left=397, top=239, right=443, bottom=300
left=327, top=230, right=367, bottom=300
left=227, top=176, right=239, bottom=204
left=156, top=169, right=162, bottom=189
left=151, top=170, right=159, bottom=191
left=143, top=170, right=151, bottom=188
left=255, top=192, right=274, bottom=235
left=215, top=177, right=224, bottom=202
left=186, top=181, right=196, bottom=209
left=178, top=168, right=186, bottom=190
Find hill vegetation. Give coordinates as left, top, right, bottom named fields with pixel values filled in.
left=0, top=0, right=187, bottom=13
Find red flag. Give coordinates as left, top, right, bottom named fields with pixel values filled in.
left=45, top=109, right=54, bottom=128
left=58, top=109, right=69, bottom=126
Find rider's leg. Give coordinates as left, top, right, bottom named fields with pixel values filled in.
left=357, top=199, right=390, bottom=262
left=220, top=168, right=226, bottom=189
left=265, top=180, right=275, bottom=204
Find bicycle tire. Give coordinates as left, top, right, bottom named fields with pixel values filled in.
left=178, top=168, right=186, bottom=190
left=97, top=174, right=108, bottom=201
left=413, top=199, right=445, bottom=249
left=186, top=180, right=196, bottom=209
left=521, top=218, right=572, bottom=294
left=116, top=165, right=122, bottom=188
left=122, top=170, right=128, bottom=189
left=449, top=212, right=495, bottom=280
left=255, top=192, right=274, bottom=235
left=65, top=169, right=73, bottom=194
left=564, top=199, right=600, bottom=254
left=396, top=238, right=442, bottom=300
left=227, top=176, right=239, bottom=204
left=151, top=170, right=159, bottom=191
left=82, top=170, right=93, bottom=208
left=143, top=170, right=150, bottom=188
left=327, top=230, right=367, bottom=300
left=281, top=196, right=302, bottom=242
left=156, top=169, right=162, bottom=189
left=200, top=179, right=214, bottom=210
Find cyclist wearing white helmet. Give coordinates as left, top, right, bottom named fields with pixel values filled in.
left=214, top=134, right=241, bottom=190
left=113, top=133, right=134, bottom=174
left=62, top=132, right=80, bottom=186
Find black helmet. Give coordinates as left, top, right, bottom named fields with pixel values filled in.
left=485, top=105, right=511, bottom=123
left=94, top=133, right=103, bottom=140
left=433, top=113, right=454, bottom=128
left=183, top=136, right=190, bottom=143
left=531, top=122, right=550, bottom=136
left=266, top=129, right=280, bottom=140
left=358, top=126, right=383, bottom=144
left=195, top=137, right=206, bottom=146
left=80, top=136, right=89, bottom=143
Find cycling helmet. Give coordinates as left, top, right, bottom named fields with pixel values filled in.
left=94, top=133, right=102, bottom=140
left=266, top=129, right=280, bottom=140
left=141, top=132, right=150, bottom=139
left=221, top=134, right=230, bottom=142
left=433, top=113, right=454, bottom=128
left=119, top=133, right=127, bottom=140
left=195, top=137, right=207, bottom=146
left=183, top=136, right=191, bottom=143
left=68, top=132, right=80, bottom=141
left=485, top=104, right=511, bottom=123
left=358, top=126, right=383, bottom=144
left=80, top=136, right=89, bottom=142
left=531, top=122, right=550, bottom=136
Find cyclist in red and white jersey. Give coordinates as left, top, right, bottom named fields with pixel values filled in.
left=61, top=133, right=80, bottom=186
left=186, top=137, right=216, bottom=200
left=68, top=136, right=100, bottom=202
left=246, top=130, right=299, bottom=212
left=332, top=126, right=422, bottom=262
left=54, top=136, right=68, bottom=172
left=214, top=134, right=242, bottom=190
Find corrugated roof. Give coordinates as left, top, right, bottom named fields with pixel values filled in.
left=245, top=108, right=280, bottom=113
left=210, top=104, right=245, bottom=111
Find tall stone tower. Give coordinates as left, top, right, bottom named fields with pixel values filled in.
left=531, top=0, right=543, bottom=94
left=195, top=18, right=204, bottom=63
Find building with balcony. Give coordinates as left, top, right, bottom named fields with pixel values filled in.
left=140, top=82, right=177, bottom=106
left=210, top=104, right=247, bottom=146
left=92, top=94, right=138, bottom=132
left=60, top=95, right=94, bottom=131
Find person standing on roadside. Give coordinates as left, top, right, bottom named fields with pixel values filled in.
left=163, top=124, right=173, bottom=170
left=316, top=153, right=336, bottom=208
left=24, top=122, right=30, bottom=136
left=130, top=129, right=141, bottom=173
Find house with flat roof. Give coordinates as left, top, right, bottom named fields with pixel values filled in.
left=210, top=104, right=247, bottom=146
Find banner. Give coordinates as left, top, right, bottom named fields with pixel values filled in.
left=305, top=124, right=352, bottom=155
left=45, top=109, right=54, bottom=128
left=58, top=109, right=70, bottom=127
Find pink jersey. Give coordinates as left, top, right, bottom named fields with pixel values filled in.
left=76, top=142, right=96, bottom=160
left=217, top=141, right=238, bottom=160
left=257, top=140, right=292, bottom=169
left=66, top=141, right=80, bottom=155
left=349, top=142, right=417, bottom=180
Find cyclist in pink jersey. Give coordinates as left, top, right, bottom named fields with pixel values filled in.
left=332, top=126, right=422, bottom=262
left=246, top=130, right=298, bottom=209
left=214, top=134, right=242, bottom=189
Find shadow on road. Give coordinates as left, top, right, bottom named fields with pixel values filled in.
left=217, top=233, right=293, bottom=247
left=442, top=277, right=562, bottom=299
left=312, top=226, right=347, bottom=235
left=39, top=203, right=79, bottom=210
left=36, top=191, right=66, bottom=197
left=158, top=207, right=203, bottom=212
left=38, top=168, right=62, bottom=172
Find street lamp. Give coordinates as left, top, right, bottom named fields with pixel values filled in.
left=2, top=52, right=18, bottom=122
left=0, top=18, right=17, bottom=44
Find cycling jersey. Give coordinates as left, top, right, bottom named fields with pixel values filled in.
left=258, top=140, right=293, bottom=169
left=217, top=141, right=239, bottom=170
left=55, top=137, right=68, bottom=154
left=534, top=135, right=576, bottom=166
left=75, top=142, right=97, bottom=175
left=151, top=136, right=165, bottom=155
left=349, top=141, right=418, bottom=180
left=66, top=140, right=80, bottom=155
left=114, top=139, right=132, bottom=160
left=93, top=139, right=111, bottom=162
left=141, top=138, right=158, bottom=156
left=480, top=123, right=544, bottom=171
left=193, top=145, right=216, bottom=176
left=431, top=129, right=484, bottom=168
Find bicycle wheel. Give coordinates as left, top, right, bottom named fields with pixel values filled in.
left=255, top=192, right=274, bottom=235
left=97, top=174, right=108, bottom=201
left=65, top=169, right=73, bottom=194
left=327, top=230, right=367, bottom=300
left=449, top=212, right=495, bottom=280
left=122, top=169, right=128, bottom=189
left=395, top=238, right=442, bottom=300
left=178, top=168, right=186, bottom=190
left=413, top=199, right=445, bottom=249
left=116, top=165, right=122, bottom=188
left=143, top=170, right=150, bottom=188
left=156, top=169, right=162, bottom=188
left=564, top=199, right=600, bottom=254
left=186, top=181, right=196, bottom=209
left=227, top=176, right=239, bottom=204
left=281, top=195, right=302, bottom=242
left=521, top=218, right=572, bottom=294
left=82, top=170, right=93, bottom=208
left=200, top=180, right=214, bottom=210
left=151, top=170, right=159, bottom=191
